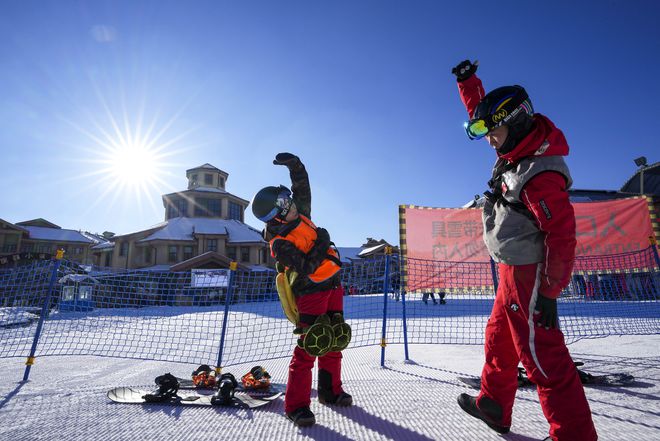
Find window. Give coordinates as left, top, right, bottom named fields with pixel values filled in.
left=119, top=242, right=128, bottom=257
left=229, top=202, right=242, bottom=221
left=20, top=243, right=33, bottom=253
left=261, top=248, right=268, bottom=264
left=37, top=243, right=50, bottom=253
left=74, top=247, right=83, bottom=255
left=219, top=177, right=225, bottom=187
left=63, top=286, right=75, bottom=301
left=183, top=245, right=193, bottom=260
left=144, top=247, right=152, bottom=263
left=226, top=246, right=236, bottom=261
left=241, top=247, right=250, bottom=263
left=207, top=239, right=218, bottom=252
left=194, top=198, right=221, bottom=217
left=168, top=245, right=178, bottom=263
left=167, top=199, right=188, bottom=219
left=79, top=286, right=92, bottom=300
left=3, top=235, right=18, bottom=253
left=104, top=252, right=111, bottom=267
left=191, top=174, right=198, bottom=184
left=204, top=173, right=213, bottom=185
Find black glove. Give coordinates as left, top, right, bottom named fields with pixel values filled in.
left=451, top=59, right=478, bottom=82
left=534, top=294, right=558, bottom=329
left=273, top=152, right=302, bottom=170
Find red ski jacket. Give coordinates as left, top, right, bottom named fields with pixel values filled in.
left=457, top=75, right=576, bottom=299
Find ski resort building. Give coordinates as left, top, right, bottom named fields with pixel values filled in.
left=0, top=164, right=271, bottom=271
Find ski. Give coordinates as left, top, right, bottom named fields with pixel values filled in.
left=458, top=362, right=635, bottom=389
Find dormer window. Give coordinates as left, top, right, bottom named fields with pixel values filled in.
left=204, top=173, right=213, bottom=185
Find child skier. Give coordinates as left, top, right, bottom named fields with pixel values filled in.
left=251, top=152, right=352, bottom=427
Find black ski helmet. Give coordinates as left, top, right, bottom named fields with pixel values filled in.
left=465, top=85, right=534, bottom=140
left=251, top=185, right=293, bottom=223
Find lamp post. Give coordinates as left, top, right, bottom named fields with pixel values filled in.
left=634, top=156, right=648, bottom=195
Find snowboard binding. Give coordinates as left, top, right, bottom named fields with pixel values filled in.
left=211, top=373, right=238, bottom=406
left=191, top=364, right=218, bottom=388
left=143, top=373, right=180, bottom=402
left=241, top=365, right=272, bottom=390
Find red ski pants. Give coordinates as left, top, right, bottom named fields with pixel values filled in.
left=284, top=286, right=345, bottom=413
left=478, top=263, right=597, bottom=441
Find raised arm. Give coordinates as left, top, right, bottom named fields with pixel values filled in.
left=452, top=59, right=486, bottom=118
left=273, top=152, right=312, bottom=218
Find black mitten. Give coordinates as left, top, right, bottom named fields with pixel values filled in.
left=273, top=152, right=302, bottom=170
left=451, top=59, right=478, bottom=82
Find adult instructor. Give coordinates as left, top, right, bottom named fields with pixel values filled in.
left=451, top=59, right=597, bottom=441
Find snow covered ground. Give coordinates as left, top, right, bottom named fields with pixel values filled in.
left=0, top=334, right=658, bottom=441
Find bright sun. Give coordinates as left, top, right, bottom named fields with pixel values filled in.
left=109, top=141, right=160, bottom=187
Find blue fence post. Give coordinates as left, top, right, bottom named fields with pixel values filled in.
left=380, top=247, right=392, bottom=368
left=489, top=257, right=499, bottom=295
left=216, top=262, right=237, bottom=372
left=22, top=249, right=64, bottom=382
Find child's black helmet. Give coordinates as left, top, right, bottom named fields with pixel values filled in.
left=251, top=185, right=292, bottom=222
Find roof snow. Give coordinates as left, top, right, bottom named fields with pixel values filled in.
left=22, top=226, right=96, bottom=244
left=138, top=217, right=264, bottom=244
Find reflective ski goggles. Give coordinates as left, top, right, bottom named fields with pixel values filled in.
left=464, top=98, right=533, bottom=140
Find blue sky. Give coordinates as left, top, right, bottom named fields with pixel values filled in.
left=1, top=0, right=658, bottom=247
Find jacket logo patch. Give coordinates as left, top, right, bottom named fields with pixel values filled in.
left=539, top=200, right=552, bottom=219
left=510, top=303, right=519, bottom=312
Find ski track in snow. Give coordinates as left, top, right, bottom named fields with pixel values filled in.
left=0, top=335, right=659, bottom=441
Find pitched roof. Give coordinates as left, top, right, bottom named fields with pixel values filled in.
left=169, top=251, right=251, bottom=272
left=0, top=219, right=27, bottom=233
left=16, top=218, right=61, bottom=229
left=21, top=226, right=96, bottom=244
left=137, top=217, right=264, bottom=244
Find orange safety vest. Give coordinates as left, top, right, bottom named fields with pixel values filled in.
left=270, top=214, right=341, bottom=284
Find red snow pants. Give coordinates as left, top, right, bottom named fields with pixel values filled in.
left=284, top=286, right=345, bottom=413
left=478, top=263, right=597, bottom=441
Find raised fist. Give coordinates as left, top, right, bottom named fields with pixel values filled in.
left=451, top=59, right=478, bottom=82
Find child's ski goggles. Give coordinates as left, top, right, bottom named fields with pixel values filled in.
left=464, top=96, right=533, bottom=140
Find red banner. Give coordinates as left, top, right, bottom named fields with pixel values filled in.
left=401, top=197, right=654, bottom=291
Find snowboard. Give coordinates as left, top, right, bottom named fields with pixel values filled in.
left=107, top=384, right=283, bottom=409
left=458, top=363, right=635, bottom=389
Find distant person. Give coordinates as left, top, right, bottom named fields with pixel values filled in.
left=422, top=291, right=437, bottom=304
left=451, top=60, right=597, bottom=441
left=251, top=153, right=352, bottom=427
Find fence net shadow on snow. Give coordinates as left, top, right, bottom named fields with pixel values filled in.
left=1, top=247, right=659, bottom=375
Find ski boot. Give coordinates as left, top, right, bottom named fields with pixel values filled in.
left=143, top=373, right=180, bottom=403
left=329, top=313, right=351, bottom=352
left=317, top=368, right=353, bottom=407
left=298, top=314, right=333, bottom=357
left=457, top=394, right=509, bottom=434
left=286, top=406, right=315, bottom=427
left=211, top=373, right=238, bottom=406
